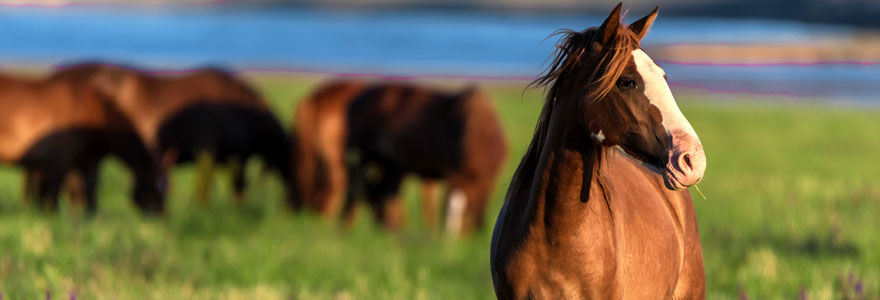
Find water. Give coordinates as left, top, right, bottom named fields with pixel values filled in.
left=0, top=5, right=877, bottom=102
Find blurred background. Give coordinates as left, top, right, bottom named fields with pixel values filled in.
left=3, top=0, right=880, bottom=102
left=0, top=0, right=877, bottom=299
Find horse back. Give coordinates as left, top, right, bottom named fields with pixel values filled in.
left=0, top=70, right=121, bottom=162
left=346, top=82, right=471, bottom=178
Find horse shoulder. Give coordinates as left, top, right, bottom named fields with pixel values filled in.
left=494, top=149, right=622, bottom=299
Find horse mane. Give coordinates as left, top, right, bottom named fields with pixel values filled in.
left=505, top=24, right=639, bottom=203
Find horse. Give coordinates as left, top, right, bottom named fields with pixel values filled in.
left=490, top=5, right=707, bottom=299
left=292, top=80, right=508, bottom=235
left=0, top=68, right=165, bottom=213
left=57, top=62, right=292, bottom=205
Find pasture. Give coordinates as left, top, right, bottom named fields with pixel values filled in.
left=0, top=75, right=877, bottom=299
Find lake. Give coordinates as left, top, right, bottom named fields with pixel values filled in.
left=0, top=4, right=877, bottom=103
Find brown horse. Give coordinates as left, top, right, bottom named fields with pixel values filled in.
left=0, top=68, right=165, bottom=213
left=58, top=62, right=292, bottom=205
left=491, top=5, right=707, bottom=299
left=293, top=80, right=508, bottom=235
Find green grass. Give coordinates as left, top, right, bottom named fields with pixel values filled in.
left=0, top=77, right=878, bottom=299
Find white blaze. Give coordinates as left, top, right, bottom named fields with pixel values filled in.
left=631, top=49, right=698, bottom=139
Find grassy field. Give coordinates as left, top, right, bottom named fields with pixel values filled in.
left=0, top=76, right=878, bottom=299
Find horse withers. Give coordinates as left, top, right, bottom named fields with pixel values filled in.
left=292, top=80, right=508, bottom=235
left=491, top=5, right=707, bottom=299
left=58, top=62, right=292, bottom=206
left=0, top=68, right=165, bottom=213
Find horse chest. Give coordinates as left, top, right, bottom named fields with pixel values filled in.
left=507, top=200, right=683, bottom=298
left=502, top=154, right=687, bottom=299
left=583, top=185, right=685, bottom=299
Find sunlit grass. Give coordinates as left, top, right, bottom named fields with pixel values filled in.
left=0, top=77, right=877, bottom=299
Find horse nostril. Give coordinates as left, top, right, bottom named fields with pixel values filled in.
left=681, top=153, right=693, bottom=170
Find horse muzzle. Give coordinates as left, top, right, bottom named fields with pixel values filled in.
left=663, top=130, right=706, bottom=191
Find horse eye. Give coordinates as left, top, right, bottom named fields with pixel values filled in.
left=616, top=78, right=637, bottom=89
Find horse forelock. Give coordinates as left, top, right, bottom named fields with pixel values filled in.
left=531, top=25, right=640, bottom=103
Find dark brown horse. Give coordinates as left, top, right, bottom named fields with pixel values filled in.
left=491, top=5, right=707, bottom=299
left=58, top=62, right=291, bottom=205
left=293, top=80, right=508, bottom=235
left=0, top=68, right=165, bottom=213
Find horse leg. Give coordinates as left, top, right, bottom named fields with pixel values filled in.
left=161, top=148, right=179, bottom=172
left=366, top=167, right=404, bottom=231
left=37, top=169, right=65, bottom=212
left=77, top=162, right=100, bottom=215
left=22, top=168, right=42, bottom=204
left=463, top=183, right=492, bottom=234
left=382, top=193, right=405, bottom=231
left=323, top=149, right=348, bottom=218
left=194, top=151, right=215, bottom=204
left=132, top=170, right=166, bottom=215
left=420, top=180, right=439, bottom=233
left=159, top=148, right=177, bottom=199
left=341, top=163, right=365, bottom=228
left=446, top=178, right=492, bottom=236
left=64, top=170, right=86, bottom=209
left=230, top=156, right=247, bottom=204
left=443, top=184, right=469, bottom=237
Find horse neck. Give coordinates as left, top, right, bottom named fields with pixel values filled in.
left=522, top=98, right=601, bottom=223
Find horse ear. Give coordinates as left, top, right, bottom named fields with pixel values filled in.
left=599, top=3, right=623, bottom=45
left=629, top=6, right=659, bottom=42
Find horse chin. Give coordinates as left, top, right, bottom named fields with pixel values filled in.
left=662, top=170, right=688, bottom=191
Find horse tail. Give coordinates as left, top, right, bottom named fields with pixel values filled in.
left=292, top=79, right=365, bottom=216
left=464, top=85, right=508, bottom=177
left=292, top=90, right=321, bottom=211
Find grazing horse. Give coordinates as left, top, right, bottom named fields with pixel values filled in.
left=490, top=5, right=707, bottom=299
left=58, top=62, right=292, bottom=205
left=293, top=80, right=508, bottom=235
left=0, top=68, right=165, bottom=213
